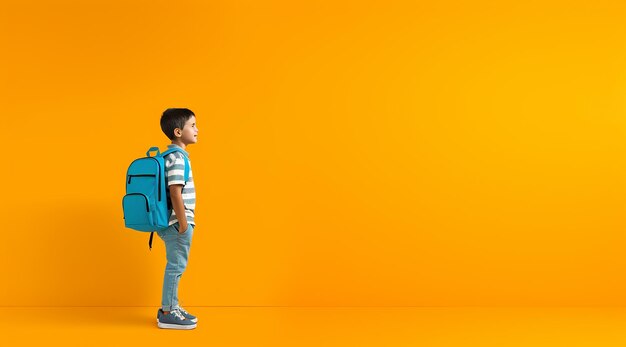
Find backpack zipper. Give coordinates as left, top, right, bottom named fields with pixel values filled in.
left=124, top=193, right=150, bottom=212
left=127, top=174, right=156, bottom=185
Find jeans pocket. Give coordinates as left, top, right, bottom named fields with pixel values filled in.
left=181, top=224, right=193, bottom=235
left=173, top=223, right=192, bottom=235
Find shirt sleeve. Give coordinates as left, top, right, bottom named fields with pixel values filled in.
left=165, top=153, right=186, bottom=186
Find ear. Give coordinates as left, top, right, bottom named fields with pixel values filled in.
left=174, top=128, right=182, bottom=137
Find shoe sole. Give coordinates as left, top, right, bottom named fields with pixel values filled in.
left=157, top=321, right=197, bottom=330
left=157, top=318, right=198, bottom=323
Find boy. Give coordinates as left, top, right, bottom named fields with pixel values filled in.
left=156, top=108, right=199, bottom=330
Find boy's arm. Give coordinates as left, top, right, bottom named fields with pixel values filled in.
left=169, top=184, right=188, bottom=233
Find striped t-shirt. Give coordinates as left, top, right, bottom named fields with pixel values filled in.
left=164, top=144, right=196, bottom=226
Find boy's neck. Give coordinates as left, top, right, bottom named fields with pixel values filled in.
left=170, top=140, right=187, bottom=150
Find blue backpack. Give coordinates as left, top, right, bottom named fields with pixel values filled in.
left=122, top=146, right=189, bottom=249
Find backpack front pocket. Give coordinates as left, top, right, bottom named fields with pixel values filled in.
left=122, top=193, right=155, bottom=230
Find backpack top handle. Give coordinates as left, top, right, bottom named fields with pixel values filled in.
left=146, top=147, right=161, bottom=157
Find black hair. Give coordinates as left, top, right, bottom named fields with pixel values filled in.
left=160, top=108, right=195, bottom=140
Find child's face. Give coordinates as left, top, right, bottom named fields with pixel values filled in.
left=176, top=116, right=198, bottom=145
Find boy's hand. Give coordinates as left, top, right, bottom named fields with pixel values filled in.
left=178, top=222, right=188, bottom=234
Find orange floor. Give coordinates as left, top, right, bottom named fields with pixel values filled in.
left=1, top=307, right=624, bottom=346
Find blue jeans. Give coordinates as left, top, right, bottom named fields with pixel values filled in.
left=157, top=222, right=194, bottom=311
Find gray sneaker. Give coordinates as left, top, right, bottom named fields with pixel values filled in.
left=157, top=309, right=197, bottom=330
left=177, top=307, right=198, bottom=323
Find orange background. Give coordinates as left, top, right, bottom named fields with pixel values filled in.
left=1, top=0, right=625, bottom=307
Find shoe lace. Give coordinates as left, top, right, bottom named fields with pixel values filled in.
left=178, top=307, right=189, bottom=315
left=171, top=309, right=186, bottom=321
